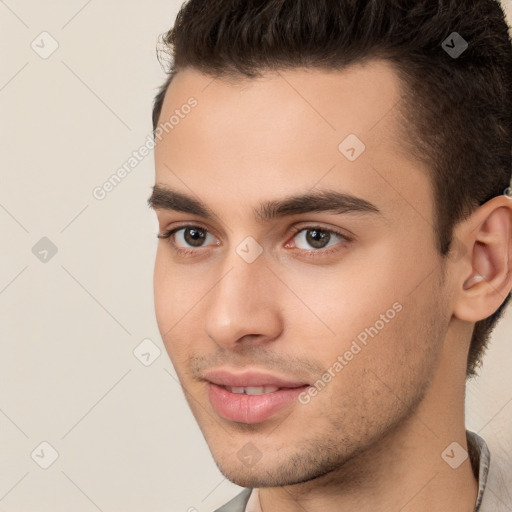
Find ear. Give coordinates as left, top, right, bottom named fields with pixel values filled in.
left=452, top=195, right=512, bottom=323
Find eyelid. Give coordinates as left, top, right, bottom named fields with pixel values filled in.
left=287, top=223, right=354, bottom=242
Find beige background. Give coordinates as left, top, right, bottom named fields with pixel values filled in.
left=0, top=1, right=511, bottom=510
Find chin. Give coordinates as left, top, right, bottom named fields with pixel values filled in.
left=215, top=463, right=291, bottom=488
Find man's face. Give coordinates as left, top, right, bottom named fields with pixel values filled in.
left=151, top=61, right=452, bottom=487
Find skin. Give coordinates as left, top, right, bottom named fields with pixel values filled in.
left=150, top=61, right=512, bottom=511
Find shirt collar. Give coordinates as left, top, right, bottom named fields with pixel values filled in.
left=466, top=429, right=491, bottom=511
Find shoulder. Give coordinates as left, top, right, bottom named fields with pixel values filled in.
left=480, top=449, right=512, bottom=511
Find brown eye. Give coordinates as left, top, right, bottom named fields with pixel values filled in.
left=158, top=225, right=219, bottom=252
left=182, top=227, right=207, bottom=247
left=304, top=229, right=331, bottom=249
left=292, top=227, right=347, bottom=251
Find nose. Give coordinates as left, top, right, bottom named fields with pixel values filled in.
left=203, top=249, right=284, bottom=349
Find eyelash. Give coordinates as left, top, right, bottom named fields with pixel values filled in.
left=157, top=224, right=352, bottom=259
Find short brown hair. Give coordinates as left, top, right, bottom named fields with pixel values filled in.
left=152, top=0, right=512, bottom=378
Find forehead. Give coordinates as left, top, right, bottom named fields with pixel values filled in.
left=154, top=61, right=433, bottom=226
left=158, top=61, right=404, bottom=142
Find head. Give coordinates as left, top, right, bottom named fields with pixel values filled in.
left=149, top=0, right=512, bottom=488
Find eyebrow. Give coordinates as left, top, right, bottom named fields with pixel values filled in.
left=147, top=184, right=382, bottom=221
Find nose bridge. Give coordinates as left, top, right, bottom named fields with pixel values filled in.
left=203, top=243, right=282, bottom=346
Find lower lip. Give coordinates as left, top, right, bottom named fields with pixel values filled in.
left=207, top=382, right=309, bottom=424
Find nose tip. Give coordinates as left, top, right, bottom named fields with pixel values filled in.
left=203, top=260, right=283, bottom=349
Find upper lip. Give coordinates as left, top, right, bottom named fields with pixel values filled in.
left=204, top=369, right=309, bottom=388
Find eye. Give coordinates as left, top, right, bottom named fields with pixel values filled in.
left=287, top=226, right=350, bottom=252
left=157, top=224, right=351, bottom=258
left=158, top=225, right=219, bottom=252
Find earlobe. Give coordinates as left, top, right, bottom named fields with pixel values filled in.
left=452, top=197, right=512, bottom=323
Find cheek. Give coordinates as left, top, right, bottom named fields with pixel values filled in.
left=153, top=248, right=171, bottom=327
left=328, top=279, right=445, bottom=406
left=153, top=247, right=189, bottom=341
left=303, top=300, right=439, bottom=440
left=152, top=248, right=211, bottom=363
left=296, top=269, right=399, bottom=350
left=299, top=255, right=440, bottom=395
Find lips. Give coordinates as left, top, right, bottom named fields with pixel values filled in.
left=203, top=368, right=311, bottom=423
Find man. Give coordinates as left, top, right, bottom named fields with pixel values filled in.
left=148, top=1, right=512, bottom=510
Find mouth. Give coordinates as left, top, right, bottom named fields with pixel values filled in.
left=207, top=381, right=310, bottom=424
left=220, top=385, right=299, bottom=395
left=202, top=368, right=311, bottom=423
